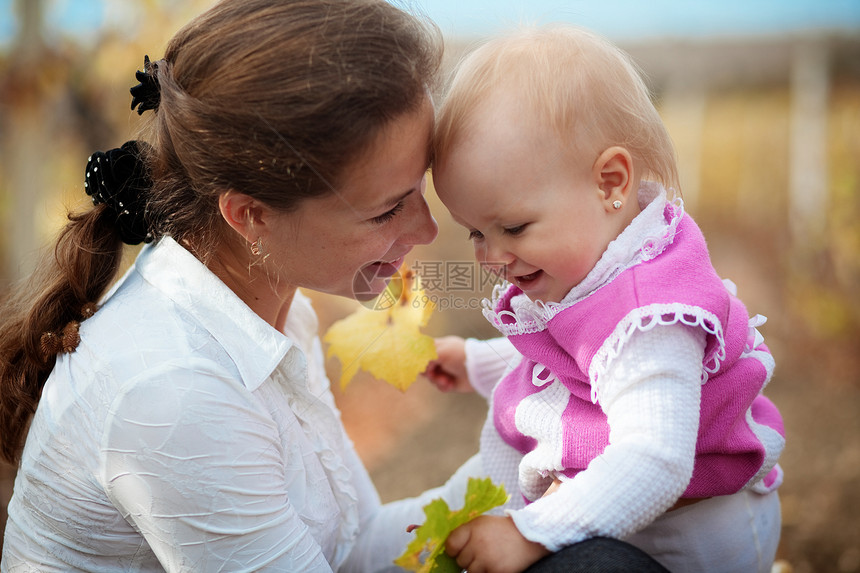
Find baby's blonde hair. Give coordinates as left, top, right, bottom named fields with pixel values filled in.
left=434, top=25, right=679, bottom=192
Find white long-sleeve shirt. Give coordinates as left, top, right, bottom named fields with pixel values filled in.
left=462, top=325, right=703, bottom=546
left=2, top=237, right=412, bottom=572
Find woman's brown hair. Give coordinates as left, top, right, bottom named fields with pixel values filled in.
left=0, top=0, right=442, bottom=464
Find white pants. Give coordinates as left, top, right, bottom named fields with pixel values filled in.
left=623, top=489, right=781, bottom=573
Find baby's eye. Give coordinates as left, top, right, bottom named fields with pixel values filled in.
left=468, top=229, right=484, bottom=241
left=504, top=224, right=528, bottom=236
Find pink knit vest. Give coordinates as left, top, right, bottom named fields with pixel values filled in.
left=491, top=210, right=785, bottom=498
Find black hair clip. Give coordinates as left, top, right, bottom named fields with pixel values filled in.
left=85, top=140, right=154, bottom=245
left=130, top=55, right=161, bottom=115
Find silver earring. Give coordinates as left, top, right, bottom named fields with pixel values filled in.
left=612, top=200, right=623, bottom=210
left=250, top=238, right=263, bottom=256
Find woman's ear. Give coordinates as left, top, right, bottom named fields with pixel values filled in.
left=592, top=146, right=635, bottom=208
left=218, top=191, right=265, bottom=244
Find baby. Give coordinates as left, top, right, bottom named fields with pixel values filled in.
left=428, top=25, right=785, bottom=573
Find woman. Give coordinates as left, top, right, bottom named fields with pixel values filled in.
left=0, top=0, right=439, bottom=570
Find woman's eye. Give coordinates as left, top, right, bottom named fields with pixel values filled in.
left=504, top=224, right=527, bottom=236
left=371, top=201, right=405, bottom=224
left=468, top=229, right=484, bottom=241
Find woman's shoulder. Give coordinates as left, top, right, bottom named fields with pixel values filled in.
left=106, top=354, right=255, bottom=419
left=80, top=270, right=228, bottom=380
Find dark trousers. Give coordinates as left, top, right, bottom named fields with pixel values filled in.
left=524, top=538, right=670, bottom=573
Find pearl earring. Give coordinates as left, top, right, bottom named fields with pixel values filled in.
left=612, top=200, right=623, bottom=210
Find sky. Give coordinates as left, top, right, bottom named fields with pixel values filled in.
left=0, top=0, right=859, bottom=47
left=416, top=0, right=860, bottom=40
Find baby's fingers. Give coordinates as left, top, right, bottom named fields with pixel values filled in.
left=423, top=363, right=455, bottom=391
left=445, top=522, right=471, bottom=558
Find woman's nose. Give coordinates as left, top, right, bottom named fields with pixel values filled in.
left=402, top=194, right=439, bottom=246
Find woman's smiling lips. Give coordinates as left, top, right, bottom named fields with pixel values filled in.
left=366, top=254, right=405, bottom=276
left=352, top=255, right=407, bottom=301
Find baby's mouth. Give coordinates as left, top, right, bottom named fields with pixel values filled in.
left=513, top=270, right=542, bottom=287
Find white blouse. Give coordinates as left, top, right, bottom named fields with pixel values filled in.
left=2, top=237, right=392, bottom=572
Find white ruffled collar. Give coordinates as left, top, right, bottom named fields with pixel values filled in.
left=484, top=182, right=685, bottom=335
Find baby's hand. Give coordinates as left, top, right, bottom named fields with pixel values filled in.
left=445, top=515, right=550, bottom=573
left=423, top=336, right=474, bottom=393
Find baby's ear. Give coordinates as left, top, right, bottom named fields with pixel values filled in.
left=592, top=146, right=634, bottom=205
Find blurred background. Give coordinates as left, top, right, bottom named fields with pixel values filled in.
left=0, top=1, right=858, bottom=571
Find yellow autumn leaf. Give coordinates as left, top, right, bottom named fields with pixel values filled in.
left=324, top=265, right=436, bottom=391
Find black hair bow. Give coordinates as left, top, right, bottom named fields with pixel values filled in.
left=130, top=55, right=160, bottom=115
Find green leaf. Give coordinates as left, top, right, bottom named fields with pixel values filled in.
left=394, top=477, right=509, bottom=572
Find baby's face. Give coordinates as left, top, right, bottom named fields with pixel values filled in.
left=433, top=93, right=623, bottom=304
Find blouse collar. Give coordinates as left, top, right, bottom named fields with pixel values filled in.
left=123, top=236, right=296, bottom=392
